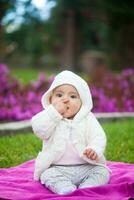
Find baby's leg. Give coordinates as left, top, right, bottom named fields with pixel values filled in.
left=79, top=165, right=110, bottom=189
left=40, top=166, right=76, bottom=195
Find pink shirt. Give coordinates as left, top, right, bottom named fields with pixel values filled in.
left=54, top=136, right=86, bottom=165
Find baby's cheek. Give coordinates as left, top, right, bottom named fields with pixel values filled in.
left=70, top=108, right=77, bottom=116
left=52, top=98, right=59, bottom=104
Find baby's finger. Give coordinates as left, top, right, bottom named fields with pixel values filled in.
left=90, top=152, right=97, bottom=160
left=87, top=150, right=94, bottom=158
left=83, top=149, right=91, bottom=157
left=83, top=149, right=88, bottom=154
left=85, top=148, right=92, bottom=154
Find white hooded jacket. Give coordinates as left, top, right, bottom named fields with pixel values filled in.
left=32, top=71, right=108, bottom=181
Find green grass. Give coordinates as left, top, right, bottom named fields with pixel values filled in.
left=0, top=133, right=41, bottom=168
left=11, top=68, right=41, bottom=84
left=10, top=68, right=87, bottom=84
left=0, top=119, right=134, bottom=168
left=10, top=68, right=58, bottom=84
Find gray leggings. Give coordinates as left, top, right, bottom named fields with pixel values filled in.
left=40, top=164, right=110, bottom=195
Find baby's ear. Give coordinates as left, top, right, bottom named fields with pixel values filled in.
left=49, top=96, right=52, bottom=104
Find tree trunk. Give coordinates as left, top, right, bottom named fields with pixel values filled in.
left=61, top=10, right=76, bottom=71
left=119, top=23, right=134, bottom=68
left=0, top=24, right=6, bottom=62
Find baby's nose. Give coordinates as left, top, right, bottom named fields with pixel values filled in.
left=62, top=98, right=69, bottom=103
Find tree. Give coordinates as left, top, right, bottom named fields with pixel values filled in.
left=48, top=0, right=134, bottom=70
left=0, top=0, right=16, bottom=61
left=2, top=0, right=134, bottom=70
left=101, top=0, right=134, bottom=68
left=2, top=0, right=47, bottom=67
left=47, top=0, right=104, bottom=71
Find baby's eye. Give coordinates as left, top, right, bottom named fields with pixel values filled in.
left=56, top=93, right=62, bottom=97
left=70, top=95, right=77, bottom=99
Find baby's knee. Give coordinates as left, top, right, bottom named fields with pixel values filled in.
left=94, top=166, right=110, bottom=184
left=40, top=167, right=56, bottom=184
left=98, top=167, right=110, bottom=181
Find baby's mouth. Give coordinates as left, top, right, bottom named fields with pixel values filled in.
left=67, top=106, right=69, bottom=110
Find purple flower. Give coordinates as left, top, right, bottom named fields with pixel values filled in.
left=0, top=64, right=134, bottom=121
left=0, top=64, right=9, bottom=76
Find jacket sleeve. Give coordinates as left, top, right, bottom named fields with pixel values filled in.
left=86, top=112, right=106, bottom=157
left=31, top=105, right=63, bottom=140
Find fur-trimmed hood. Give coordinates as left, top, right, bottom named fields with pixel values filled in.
left=41, top=70, right=93, bottom=122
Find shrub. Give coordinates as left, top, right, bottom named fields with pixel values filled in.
left=0, top=64, right=133, bottom=121
left=90, top=68, right=134, bottom=112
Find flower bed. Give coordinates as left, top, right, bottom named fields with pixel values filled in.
left=90, top=68, right=134, bottom=112
left=0, top=64, right=134, bottom=121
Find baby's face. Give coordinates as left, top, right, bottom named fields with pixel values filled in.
left=50, top=84, right=82, bottom=119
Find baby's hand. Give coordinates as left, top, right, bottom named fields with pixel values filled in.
left=83, top=148, right=98, bottom=161
left=52, top=101, right=67, bottom=116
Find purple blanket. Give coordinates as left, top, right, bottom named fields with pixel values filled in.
left=0, top=160, right=134, bottom=200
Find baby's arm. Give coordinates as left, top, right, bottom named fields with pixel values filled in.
left=31, top=105, right=62, bottom=140
left=83, top=113, right=106, bottom=161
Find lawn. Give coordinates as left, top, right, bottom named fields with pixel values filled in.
left=11, top=68, right=58, bottom=84
left=10, top=67, right=87, bottom=84
left=0, top=119, right=134, bottom=168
